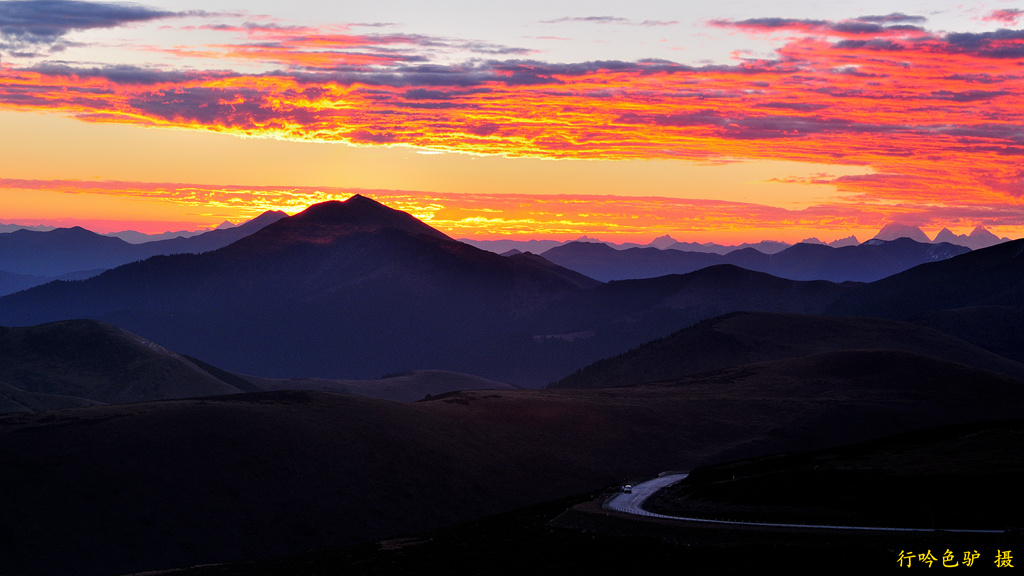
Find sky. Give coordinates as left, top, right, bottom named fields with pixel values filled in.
left=0, top=0, right=1022, bottom=243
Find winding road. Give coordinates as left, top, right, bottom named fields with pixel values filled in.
left=604, top=473, right=689, bottom=518
left=603, top=473, right=1004, bottom=534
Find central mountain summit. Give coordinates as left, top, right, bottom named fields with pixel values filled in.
left=0, top=197, right=600, bottom=384
left=231, top=195, right=450, bottom=250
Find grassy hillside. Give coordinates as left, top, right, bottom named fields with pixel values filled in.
left=0, top=320, right=244, bottom=406
left=2, top=349, right=1023, bottom=575
left=647, top=419, right=1024, bottom=530
left=552, top=311, right=1024, bottom=388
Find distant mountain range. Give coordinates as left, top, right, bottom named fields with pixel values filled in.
left=538, top=237, right=969, bottom=283
left=463, top=236, right=829, bottom=255
left=462, top=223, right=1010, bottom=256
left=2, top=197, right=1022, bottom=387
left=0, top=220, right=236, bottom=240
left=4, top=215, right=1009, bottom=295
left=0, top=223, right=55, bottom=233
left=0, top=210, right=286, bottom=283
left=103, top=219, right=240, bottom=243
left=875, top=222, right=1009, bottom=250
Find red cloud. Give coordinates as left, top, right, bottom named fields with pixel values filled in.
left=2, top=16, right=1023, bottom=229
left=983, top=9, right=1023, bottom=25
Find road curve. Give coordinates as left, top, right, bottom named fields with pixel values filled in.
left=603, top=473, right=1003, bottom=534
left=604, top=473, right=688, bottom=518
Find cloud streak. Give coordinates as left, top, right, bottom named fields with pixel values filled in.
left=983, top=9, right=1023, bottom=26
left=709, top=14, right=929, bottom=38
left=159, top=23, right=532, bottom=70
left=540, top=16, right=677, bottom=27
left=0, top=0, right=179, bottom=54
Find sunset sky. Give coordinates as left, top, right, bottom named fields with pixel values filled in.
left=1, top=0, right=1022, bottom=243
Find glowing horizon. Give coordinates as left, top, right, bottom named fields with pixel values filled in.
left=0, top=181, right=1015, bottom=246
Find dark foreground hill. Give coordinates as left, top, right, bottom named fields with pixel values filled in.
left=0, top=320, right=518, bottom=409
left=144, top=424, right=1024, bottom=576
left=0, top=320, right=247, bottom=408
left=1, top=349, right=1022, bottom=576
left=249, top=370, right=517, bottom=402
left=551, top=311, right=1024, bottom=388
left=827, top=237, right=1024, bottom=320
left=0, top=380, right=100, bottom=413
left=647, top=419, right=1024, bottom=530
left=915, top=306, right=1024, bottom=364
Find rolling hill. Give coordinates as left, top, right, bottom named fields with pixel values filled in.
left=0, top=320, right=523, bottom=409
left=0, top=380, right=100, bottom=413
left=551, top=311, right=1024, bottom=388
left=827, top=238, right=1024, bottom=320
left=0, top=319, right=247, bottom=406
left=2, top=348, right=1022, bottom=576
left=249, top=370, right=517, bottom=402
left=915, top=306, right=1024, bottom=364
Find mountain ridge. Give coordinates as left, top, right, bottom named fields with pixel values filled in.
left=0, top=197, right=603, bottom=385
left=550, top=311, right=1024, bottom=389
left=0, top=210, right=286, bottom=278
left=827, top=238, right=1024, bottom=320
left=539, top=237, right=969, bottom=283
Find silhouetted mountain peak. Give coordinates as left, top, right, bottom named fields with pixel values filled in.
left=934, top=228, right=957, bottom=243
left=48, top=226, right=112, bottom=240
left=828, top=235, right=859, bottom=248
left=235, top=210, right=288, bottom=232
left=244, top=196, right=451, bottom=248
left=544, top=241, right=617, bottom=256
left=648, top=235, right=678, bottom=249
left=874, top=223, right=930, bottom=243
left=969, top=225, right=1000, bottom=241
left=930, top=225, right=1005, bottom=250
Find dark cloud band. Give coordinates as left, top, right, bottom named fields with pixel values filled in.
left=0, top=0, right=176, bottom=52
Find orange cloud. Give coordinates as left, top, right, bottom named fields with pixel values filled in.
left=1, top=17, right=1023, bottom=233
